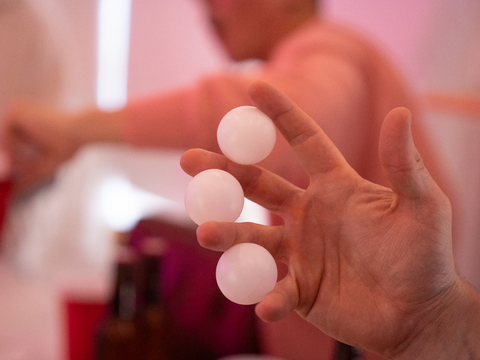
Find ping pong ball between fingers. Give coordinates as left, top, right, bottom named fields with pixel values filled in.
left=216, top=243, right=277, bottom=305
left=185, top=169, right=244, bottom=225
left=217, top=106, right=276, bottom=165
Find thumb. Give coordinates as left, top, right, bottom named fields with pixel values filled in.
left=379, top=107, right=438, bottom=200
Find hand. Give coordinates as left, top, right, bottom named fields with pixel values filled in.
left=0, top=99, right=81, bottom=196
left=181, top=81, right=468, bottom=358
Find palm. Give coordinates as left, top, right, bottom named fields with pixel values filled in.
left=279, top=165, right=454, bottom=354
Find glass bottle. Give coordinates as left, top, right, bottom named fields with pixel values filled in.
left=136, top=236, right=170, bottom=360
left=96, top=244, right=139, bottom=360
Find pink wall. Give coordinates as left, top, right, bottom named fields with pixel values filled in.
left=324, top=0, right=480, bottom=94
left=32, top=0, right=98, bottom=107
left=127, top=0, right=480, bottom=96
left=127, top=0, right=228, bottom=99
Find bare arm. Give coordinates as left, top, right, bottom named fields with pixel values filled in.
left=1, top=100, right=123, bottom=195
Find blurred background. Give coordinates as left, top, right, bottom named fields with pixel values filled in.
left=0, top=0, right=479, bottom=359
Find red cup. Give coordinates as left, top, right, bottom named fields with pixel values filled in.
left=64, top=295, right=108, bottom=360
left=0, top=180, right=12, bottom=238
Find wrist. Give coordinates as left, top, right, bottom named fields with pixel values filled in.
left=393, top=277, right=480, bottom=360
left=73, top=107, right=124, bottom=146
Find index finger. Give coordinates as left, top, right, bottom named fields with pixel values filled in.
left=248, top=81, right=347, bottom=176
left=181, top=148, right=301, bottom=214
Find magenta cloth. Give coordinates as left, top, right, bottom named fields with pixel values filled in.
left=129, top=218, right=260, bottom=360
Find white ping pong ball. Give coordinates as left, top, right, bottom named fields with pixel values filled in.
left=184, top=169, right=244, bottom=225
left=217, top=106, right=276, bottom=165
left=216, top=243, right=277, bottom=305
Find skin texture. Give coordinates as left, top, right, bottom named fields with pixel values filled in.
left=180, top=81, right=480, bottom=360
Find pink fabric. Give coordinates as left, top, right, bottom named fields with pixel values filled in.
left=122, top=19, right=447, bottom=360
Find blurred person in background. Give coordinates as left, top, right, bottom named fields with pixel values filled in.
left=0, top=0, right=452, bottom=359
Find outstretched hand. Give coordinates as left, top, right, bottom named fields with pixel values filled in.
left=181, top=81, right=464, bottom=358
left=0, top=99, right=80, bottom=196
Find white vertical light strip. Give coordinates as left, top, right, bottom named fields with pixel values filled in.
left=96, top=0, right=132, bottom=110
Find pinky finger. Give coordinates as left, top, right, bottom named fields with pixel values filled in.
left=255, top=273, right=299, bottom=323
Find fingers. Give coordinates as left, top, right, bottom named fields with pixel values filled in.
left=181, top=148, right=300, bottom=213
left=379, top=107, right=440, bottom=200
left=197, top=221, right=283, bottom=253
left=256, top=274, right=299, bottom=322
left=197, top=219, right=300, bottom=323
left=248, top=81, right=347, bottom=176
left=180, top=148, right=228, bottom=177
